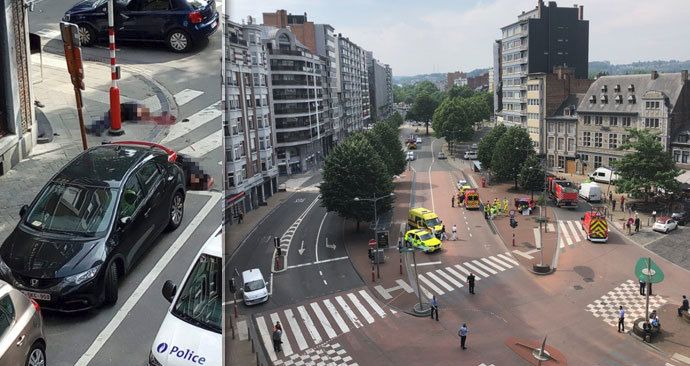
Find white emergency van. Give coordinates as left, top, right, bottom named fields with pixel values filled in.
left=589, top=167, right=620, bottom=184
left=149, top=226, right=222, bottom=366
left=579, top=182, right=602, bottom=202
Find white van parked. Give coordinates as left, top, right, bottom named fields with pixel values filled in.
left=589, top=167, right=620, bottom=184
left=579, top=182, right=603, bottom=202
left=464, top=150, right=478, bottom=160
left=149, top=227, right=222, bottom=366
left=242, top=268, right=269, bottom=305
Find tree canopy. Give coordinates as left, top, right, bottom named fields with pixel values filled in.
left=408, top=92, right=439, bottom=135
left=320, top=133, right=395, bottom=230
left=477, top=124, right=507, bottom=171
left=611, top=128, right=682, bottom=201
left=518, top=155, right=546, bottom=193
left=492, top=126, right=534, bottom=188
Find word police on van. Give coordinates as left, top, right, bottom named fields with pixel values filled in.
left=156, top=343, right=207, bottom=365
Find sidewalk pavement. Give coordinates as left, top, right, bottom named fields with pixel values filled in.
left=0, top=53, right=175, bottom=244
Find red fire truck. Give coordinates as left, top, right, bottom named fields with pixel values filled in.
left=547, top=176, right=578, bottom=208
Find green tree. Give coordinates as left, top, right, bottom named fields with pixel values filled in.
left=385, top=112, right=404, bottom=128
left=320, top=133, right=394, bottom=230
left=366, top=122, right=406, bottom=176
left=477, top=124, right=507, bottom=171
left=611, top=128, right=682, bottom=202
left=409, top=92, right=439, bottom=136
left=446, top=85, right=475, bottom=100
left=492, top=126, right=534, bottom=188
left=518, top=155, right=546, bottom=197
left=431, top=97, right=474, bottom=151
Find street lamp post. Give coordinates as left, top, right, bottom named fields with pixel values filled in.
left=354, top=192, right=395, bottom=280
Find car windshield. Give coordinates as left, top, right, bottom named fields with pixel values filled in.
left=172, top=253, right=222, bottom=334
left=24, top=182, right=117, bottom=236
left=244, top=279, right=265, bottom=292
left=656, top=218, right=668, bottom=224
left=425, top=218, right=440, bottom=227
left=185, top=0, right=207, bottom=9
left=419, top=232, right=434, bottom=241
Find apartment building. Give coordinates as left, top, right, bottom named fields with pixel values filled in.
left=576, top=71, right=690, bottom=173
left=366, top=51, right=394, bottom=122
left=544, top=93, right=584, bottom=173
left=336, top=34, right=370, bottom=133
left=494, top=0, right=589, bottom=125
left=224, top=19, right=278, bottom=217
left=526, top=66, right=592, bottom=153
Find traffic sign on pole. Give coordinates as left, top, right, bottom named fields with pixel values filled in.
left=635, top=257, right=664, bottom=283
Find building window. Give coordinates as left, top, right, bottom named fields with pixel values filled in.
left=581, top=154, right=589, bottom=162
left=583, top=116, right=591, bottom=125
left=557, top=122, right=564, bottom=133
left=614, top=84, right=621, bottom=92
left=628, top=95, right=636, bottom=104
left=615, top=95, right=623, bottom=104
left=558, top=156, right=565, bottom=168
left=594, top=155, right=603, bottom=169
left=567, top=123, right=575, bottom=134
left=609, top=157, right=617, bottom=166
left=609, top=133, right=618, bottom=149
left=548, top=137, right=555, bottom=150
left=646, top=101, right=660, bottom=109
left=601, top=85, right=608, bottom=92
left=594, top=116, right=603, bottom=125
left=548, top=122, right=555, bottom=132
left=557, top=138, right=564, bottom=151
left=673, top=150, right=681, bottom=162
left=568, top=138, right=575, bottom=152
left=594, top=132, right=603, bottom=148
left=548, top=155, right=555, bottom=168
left=684, top=151, right=690, bottom=164
left=622, top=117, right=632, bottom=127
left=644, top=118, right=660, bottom=128
left=679, top=134, right=689, bottom=143
left=582, top=132, right=591, bottom=147
left=610, top=116, right=618, bottom=126
left=622, top=134, right=630, bottom=144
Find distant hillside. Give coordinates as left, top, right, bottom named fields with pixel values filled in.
left=394, top=68, right=490, bottom=86
left=589, top=60, right=690, bottom=78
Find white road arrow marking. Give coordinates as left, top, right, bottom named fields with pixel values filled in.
left=325, top=236, right=336, bottom=250
left=298, top=240, right=306, bottom=255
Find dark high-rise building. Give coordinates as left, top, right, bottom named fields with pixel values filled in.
left=494, top=0, right=589, bottom=126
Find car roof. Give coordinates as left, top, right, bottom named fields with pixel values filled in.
left=199, top=226, right=222, bottom=258
left=657, top=216, right=672, bottom=221
left=54, top=145, right=156, bottom=188
left=242, top=268, right=265, bottom=282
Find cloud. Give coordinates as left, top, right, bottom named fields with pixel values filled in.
left=229, top=0, right=690, bottom=76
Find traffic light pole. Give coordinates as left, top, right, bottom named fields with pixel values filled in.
left=107, top=0, right=124, bottom=135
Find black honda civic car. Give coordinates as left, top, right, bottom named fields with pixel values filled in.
left=0, top=141, right=186, bottom=312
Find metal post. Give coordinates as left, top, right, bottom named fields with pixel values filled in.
left=107, top=0, right=123, bottom=135
left=512, top=229, right=515, bottom=247
left=373, top=196, right=380, bottom=280
left=645, top=257, right=651, bottom=323
left=73, top=87, right=88, bottom=150
left=412, top=250, right=423, bottom=308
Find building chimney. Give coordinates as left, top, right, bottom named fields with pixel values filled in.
left=579, top=5, right=584, bottom=19
left=682, top=70, right=689, bottom=83
left=651, top=70, right=659, bottom=80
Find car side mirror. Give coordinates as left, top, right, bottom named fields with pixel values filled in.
left=19, top=205, right=28, bottom=218
left=119, top=216, right=132, bottom=227
left=162, top=280, right=177, bottom=303
left=580, top=216, right=585, bottom=221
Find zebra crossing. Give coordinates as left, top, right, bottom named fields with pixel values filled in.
left=248, top=288, right=397, bottom=363
left=542, top=220, right=588, bottom=249
left=376, top=252, right=520, bottom=300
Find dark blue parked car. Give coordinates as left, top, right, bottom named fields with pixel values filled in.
left=62, top=0, right=218, bottom=52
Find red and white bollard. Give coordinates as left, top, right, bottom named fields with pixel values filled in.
left=371, top=265, right=375, bottom=283
left=399, top=255, right=403, bottom=275
left=107, top=0, right=123, bottom=136
left=512, top=231, right=515, bottom=247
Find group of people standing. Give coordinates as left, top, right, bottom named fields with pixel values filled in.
left=483, top=197, right=509, bottom=220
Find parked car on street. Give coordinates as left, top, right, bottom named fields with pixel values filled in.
left=464, top=150, right=478, bottom=160
left=0, top=141, right=187, bottom=312
left=404, top=229, right=442, bottom=253
left=0, top=280, right=46, bottom=366
left=149, top=226, right=221, bottom=366
left=63, top=0, right=219, bottom=52
left=241, top=268, right=269, bottom=305
left=406, top=151, right=415, bottom=161
left=652, top=217, right=678, bottom=234
left=416, top=137, right=422, bottom=144
left=672, top=211, right=688, bottom=226
left=437, top=152, right=446, bottom=160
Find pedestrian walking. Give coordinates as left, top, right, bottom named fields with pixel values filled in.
left=640, top=280, right=646, bottom=296
left=484, top=202, right=490, bottom=219
left=678, top=295, right=689, bottom=316
left=634, top=215, right=640, bottom=233
left=451, top=224, right=458, bottom=241
left=612, top=199, right=616, bottom=211
left=503, top=197, right=509, bottom=215
left=620, top=195, right=625, bottom=212
left=608, top=191, right=613, bottom=204
left=626, top=218, right=633, bottom=235
left=618, top=306, right=625, bottom=332
left=458, top=323, right=468, bottom=349
left=451, top=195, right=455, bottom=208
left=430, top=295, right=439, bottom=321
left=238, top=211, right=244, bottom=224
left=440, top=226, right=447, bottom=241
left=272, top=322, right=283, bottom=352
left=467, top=273, right=476, bottom=294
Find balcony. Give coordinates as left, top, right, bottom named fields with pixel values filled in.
left=228, top=35, right=247, bottom=46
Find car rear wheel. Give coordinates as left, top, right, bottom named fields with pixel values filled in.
left=166, top=191, right=185, bottom=231
left=103, top=262, right=119, bottom=306
left=78, top=24, right=96, bottom=47
left=167, top=29, right=191, bottom=53
left=26, top=342, right=45, bottom=366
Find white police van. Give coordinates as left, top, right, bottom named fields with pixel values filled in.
left=149, top=226, right=222, bottom=366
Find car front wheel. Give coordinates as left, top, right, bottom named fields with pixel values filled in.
left=25, top=342, right=45, bottom=366
left=167, top=29, right=191, bottom=52
left=103, top=262, right=119, bottom=306
left=166, top=190, right=185, bottom=231
left=78, top=24, right=96, bottom=47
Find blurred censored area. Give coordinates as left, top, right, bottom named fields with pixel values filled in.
left=176, top=153, right=215, bottom=191
left=87, top=102, right=176, bottom=136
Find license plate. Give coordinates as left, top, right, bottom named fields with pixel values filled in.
left=21, top=291, right=51, bottom=301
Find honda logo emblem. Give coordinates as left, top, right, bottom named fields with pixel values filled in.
left=30, top=279, right=39, bottom=287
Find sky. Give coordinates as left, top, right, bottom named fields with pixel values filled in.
left=228, top=0, right=690, bottom=76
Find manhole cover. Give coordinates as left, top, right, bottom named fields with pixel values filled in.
left=583, top=277, right=594, bottom=283
left=573, top=285, right=583, bottom=290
